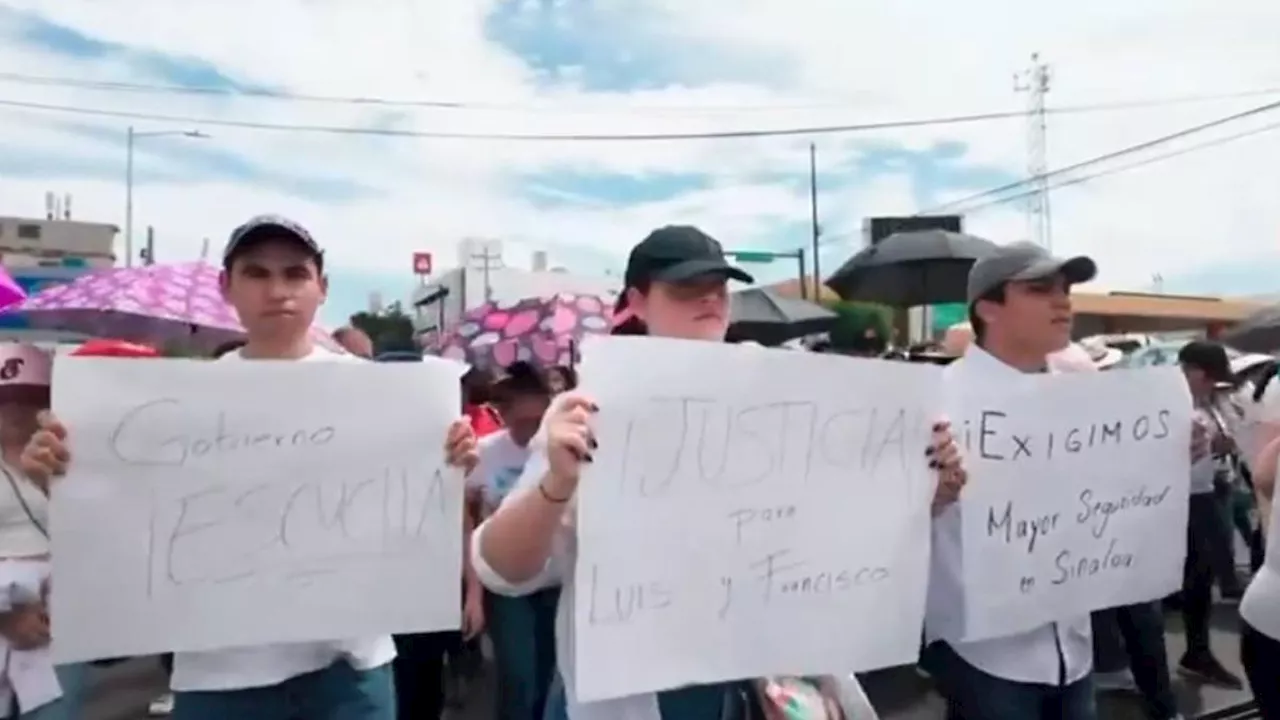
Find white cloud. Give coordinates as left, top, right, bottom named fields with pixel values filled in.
left=0, top=0, right=1276, bottom=316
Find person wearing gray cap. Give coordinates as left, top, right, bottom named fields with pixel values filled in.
left=17, top=215, right=483, bottom=720
left=921, top=241, right=1104, bottom=720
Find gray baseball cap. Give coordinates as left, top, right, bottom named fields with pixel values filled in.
left=223, top=214, right=323, bottom=269
left=966, top=241, right=1096, bottom=304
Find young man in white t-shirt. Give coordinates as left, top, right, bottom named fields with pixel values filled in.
left=926, top=242, right=1101, bottom=720
left=20, top=215, right=479, bottom=719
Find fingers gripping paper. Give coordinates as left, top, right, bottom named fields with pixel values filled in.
left=948, top=366, right=1194, bottom=641
left=572, top=336, right=940, bottom=702
left=49, top=357, right=467, bottom=662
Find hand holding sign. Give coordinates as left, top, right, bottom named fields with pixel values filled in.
left=542, top=391, right=599, bottom=500
left=929, top=420, right=967, bottom=515
left=21, top=411, right=70, bottom=485
left=444, top=419, right=479, bottom=474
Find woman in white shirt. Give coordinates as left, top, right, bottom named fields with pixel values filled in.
left=468, top=361, right=559, bottom=719
left=471, top=226, right=963, bottom=720
left=0, top=343, right=85, bottom=720
left=1240, top=379, right=1280, bottom=718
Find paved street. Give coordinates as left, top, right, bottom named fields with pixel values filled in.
left=82, top=603, right=1253, bottom=720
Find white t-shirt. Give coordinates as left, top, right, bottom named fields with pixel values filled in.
left=0, top=461, right=49, bottom=558
left=1240, top=463, right=1280, bottom=640
left=1189, top=408, right=1219, bottom=495
left=467, top=430, right=532, bottom=512
left=1241, top=375, right=1280, bottom=640
left=170, top=346, right=396, bottom=692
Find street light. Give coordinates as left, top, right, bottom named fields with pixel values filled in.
left=124, top=126, right=210, bottom=267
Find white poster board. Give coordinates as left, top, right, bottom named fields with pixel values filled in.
left=950, top=366, right=1193, bottom=642
left=573, top=336, right=941, bottom=701
left=50, top=357, right=467, bottom=662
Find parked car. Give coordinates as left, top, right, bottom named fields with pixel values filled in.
left=1119, top=339, right=1242, bottom=370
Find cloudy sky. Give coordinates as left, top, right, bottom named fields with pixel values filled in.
left=0, top=0, right=1278, bottom=325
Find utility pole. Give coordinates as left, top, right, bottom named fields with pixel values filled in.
left=808, top=142, right=821, bottom=297
left=124, top=126, right=134, bottom=268
left=1015, top=53, right=1052, bottom=251
left=469, top=240, right=503, bottom=301
left=123, top=126, right=209, bottom=267
left=141, top=226, right=155, bottom=266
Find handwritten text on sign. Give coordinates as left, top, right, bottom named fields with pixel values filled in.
left=50, top=357, right=466, bottom=662
left=949, top=365, right=1192, bottom=642
left=573, top=336, right=939, bottom=702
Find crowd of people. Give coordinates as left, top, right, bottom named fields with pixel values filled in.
left=0, top=218, right=1271, bottom=720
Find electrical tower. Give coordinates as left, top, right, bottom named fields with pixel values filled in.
left=1015, top=53, right=1053, bottom=250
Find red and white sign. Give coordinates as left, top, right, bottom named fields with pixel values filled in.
left=412, top=252, right=433, bottom=276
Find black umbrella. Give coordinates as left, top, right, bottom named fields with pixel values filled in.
left=728, top=287, right=837, bottom=345
left=825, top=229, right=999, bottom=306
left=1222, top=303, right=1280, bottom=352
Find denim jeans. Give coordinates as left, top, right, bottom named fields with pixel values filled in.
left=1091, top=603, right=1178, bottom=719
left=486, top=587, right=560, bottom=720
left=924, top=642, right=1097, bottom=720
left=171, top=660, right=395, bottom=720
left=14, top=663, right=88, bottom=720
left=1184, top=493, right=1236, bottom=656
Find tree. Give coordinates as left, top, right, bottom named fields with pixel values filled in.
left=349, top=302, right=416, bottom=354
left=825, top=300, right=892, bottom=353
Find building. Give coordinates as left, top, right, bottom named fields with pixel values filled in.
left=411, top=240, right=617, bottom=339
left=0, top=205, right=119, bottom=344
left=0, top=203, right=117, bottom=264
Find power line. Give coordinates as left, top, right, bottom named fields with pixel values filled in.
left=0, top=97, right=1050, bottom=141
left=955, top=118, right=1280, bottom=215
left=2, top=70, right=1280, bottom=116
left=917, top=99, right=1280, bottom=215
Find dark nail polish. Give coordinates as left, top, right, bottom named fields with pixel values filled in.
left=929, top=460, right=940, bottom=469
left=924, top=446, right=935, bottom=456
left=589, top=438, right=599, bottom=450
left=589, top=403, right=600, bottom=412
left=583, top=454, right=594, bottom=463
left=932, top=422, right=946, bottom=431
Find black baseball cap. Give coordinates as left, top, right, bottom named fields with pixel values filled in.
left=1178, top=340, right=1232, bottom=384
left=623, top=225, right=754, bottom=289
left=966, top=241, right=1096, bottom=305
left=223, top=214, right=323, bottom=269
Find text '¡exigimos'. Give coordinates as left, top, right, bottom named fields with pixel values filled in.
left=957, top=408, right=1173, bottom=463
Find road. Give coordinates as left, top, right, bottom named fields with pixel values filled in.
left=81, top=603, right=1253, bottom=720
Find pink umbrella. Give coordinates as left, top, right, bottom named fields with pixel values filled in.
left=431, top=292, right=612, bottom=369
left=5, top=262, right=339, bottom=352
left=0, top=266, right=26, bottom=310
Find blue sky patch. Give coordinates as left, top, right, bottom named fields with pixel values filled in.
left=522, top=169, right=709, bottom=207
left=484, top=0, right=793, bottom=92
left=1, top=6, right=266, bottom=91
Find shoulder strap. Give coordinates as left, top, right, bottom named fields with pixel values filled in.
left=0, top=465, right=48, bottom=540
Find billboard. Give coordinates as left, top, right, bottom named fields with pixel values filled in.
left=864, top=215, right=963, bottom=246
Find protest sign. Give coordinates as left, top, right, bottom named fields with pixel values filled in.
left=50, top=357, right=466, bottom=662
left=948, top=366, right=1193, bottom=641
left=572, top=336, right=940, bottom=701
